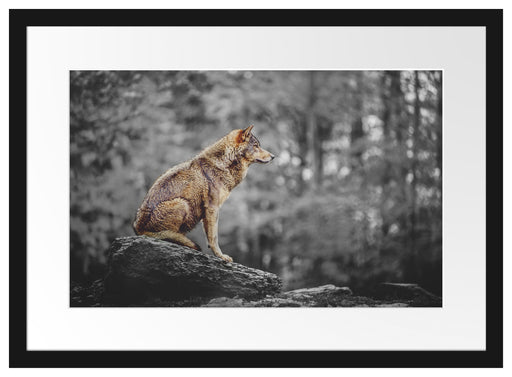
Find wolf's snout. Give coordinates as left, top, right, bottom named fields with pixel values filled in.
left=256, top=153, right=274, bottom=164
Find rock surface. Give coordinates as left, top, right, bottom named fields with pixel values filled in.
left=101, top=236, right=282, bottom=305
left=203, top=284, right=429, bottom=307
left=70, top=236, right=442, bottom=308
left=371, top=283, right=443, bottom=307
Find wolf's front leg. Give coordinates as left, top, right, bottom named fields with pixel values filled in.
left=203, top=208, right=233, bottom=263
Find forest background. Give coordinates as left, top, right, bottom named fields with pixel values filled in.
left=70, top=70, right=442, bottom=295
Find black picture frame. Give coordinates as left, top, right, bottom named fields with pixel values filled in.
left=9, top=9, right=503, bottom=368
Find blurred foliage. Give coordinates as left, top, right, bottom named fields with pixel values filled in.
left=70, top=70, right=442, bottom=295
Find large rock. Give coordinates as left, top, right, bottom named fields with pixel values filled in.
left=101, top=236, right=282, bottom=305
left=70, top=236, right=442, bottom=308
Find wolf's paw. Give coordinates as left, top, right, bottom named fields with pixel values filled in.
left=221, top=254, right=233, bottom=263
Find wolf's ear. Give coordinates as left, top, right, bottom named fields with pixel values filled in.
left=241, top=125, right=254, bottom=141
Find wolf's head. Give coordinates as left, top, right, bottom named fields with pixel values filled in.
left=233, top=125, right=274, bottom=164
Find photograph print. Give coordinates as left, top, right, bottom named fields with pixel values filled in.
left=70, top=70, right=443, bottom=308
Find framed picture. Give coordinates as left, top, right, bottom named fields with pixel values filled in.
left=10, top=9, right=502, bottom=367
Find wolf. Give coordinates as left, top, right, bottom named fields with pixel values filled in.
left=133, top=125, right=274, bottom=262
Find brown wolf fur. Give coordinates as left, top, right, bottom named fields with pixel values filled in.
left=133, top=125, right=274, bottom=262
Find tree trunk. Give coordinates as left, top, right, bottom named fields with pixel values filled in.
left=379, top=72, right=393, bottom=236
left=306, top=71, right=321, bottom=189
left=388, top=71, right=409, bottom=232
left=436, top=72, right=443, bottom=178
left=410, top=71, right=420, bottom=256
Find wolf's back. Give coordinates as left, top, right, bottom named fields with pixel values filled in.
left=133, top=160, right=204, bottom=234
